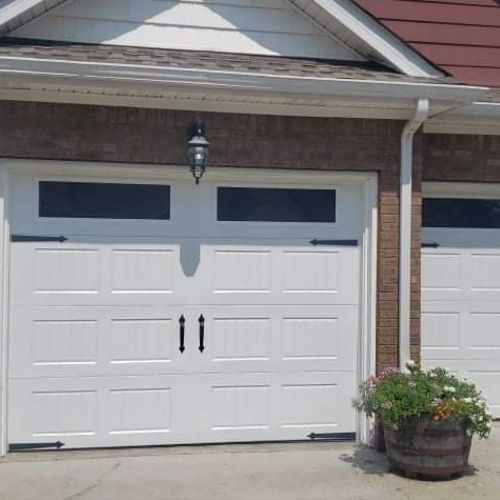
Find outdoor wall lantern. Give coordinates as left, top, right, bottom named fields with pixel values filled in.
left=187, top=119, right=210, bottom=184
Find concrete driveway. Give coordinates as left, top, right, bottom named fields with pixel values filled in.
left=1, top=425, right=499, bottom=500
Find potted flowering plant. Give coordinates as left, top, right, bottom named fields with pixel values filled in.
left=358, top=361, right=493, bottom=479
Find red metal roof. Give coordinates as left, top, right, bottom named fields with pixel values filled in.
left=354, top=0, right=500, bottom=86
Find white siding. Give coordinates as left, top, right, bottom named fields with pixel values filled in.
left=11, top=0, right=363, bottom=60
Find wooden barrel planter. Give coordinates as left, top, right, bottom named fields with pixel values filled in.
left=384, top=417, right=472, bottom=480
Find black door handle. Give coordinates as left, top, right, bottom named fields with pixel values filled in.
left=179, top=315, right=186, bottom=353
left=198, top=314, right=205, bottom=352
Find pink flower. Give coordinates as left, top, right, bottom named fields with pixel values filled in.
left=379, top=367, right=399, bottom=381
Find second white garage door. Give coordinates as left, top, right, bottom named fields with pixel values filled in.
left=8, top=170, right=364, bottom=449
left=422, top=184, right=500, bottom=418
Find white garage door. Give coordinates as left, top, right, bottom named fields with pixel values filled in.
left=422, top=188, right=500, bottom=418
left=7, top=171, right=363, bottom=449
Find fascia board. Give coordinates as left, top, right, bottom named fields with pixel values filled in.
left=0, top=85, right=423, bottom=120
left=303, top=0, right=443, bottom=78
left=0, top=56, right=486, bottom=104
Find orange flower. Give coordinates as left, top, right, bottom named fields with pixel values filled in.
left=433, top=400, right=460, bottom=421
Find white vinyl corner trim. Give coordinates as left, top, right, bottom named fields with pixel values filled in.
left=399, top=98, right=429, bottom=367
left=0, top=164, right=9, bottom=456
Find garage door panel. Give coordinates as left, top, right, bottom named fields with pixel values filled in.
left=8, top=375, right=193, bottom=448
left=9, top=306, right=187, bottom=378
left=195, top=372, right=356, bottom=442
left=280, top=308, right=358, bottom=372
left=197, top=306, right=358, bottom=374
left=467, top=370, right=500, bottom=418
left=11, top=241, right=184, bottom=306
left=421, top=308, right=461, bottom=359
left=110, top=247, right=175, bottom=295
left=423, top=231, right=500, bottom=302
left=422, top=252, right=462, bottom=300
left=422, top=303, right=500, bottom=361
left=199, top=243, right=359, bottom=305
left=468, top=252, right=500, bottom=300
left=466, top=311, right=500, bottom=352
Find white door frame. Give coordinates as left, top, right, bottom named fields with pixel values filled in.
left=0, top=159, right=378, bottom=454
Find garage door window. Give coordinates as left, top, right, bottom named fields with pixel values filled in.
left=39, top=181, right=171, bottom=220
left=217, top=187, right=336, bottom=222
left=423, top=197, right=500, bottom=228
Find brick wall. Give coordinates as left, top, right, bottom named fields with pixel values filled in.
left=0, top=101, right=421, bottom=373
left=423, top=134, right=500, bottom=182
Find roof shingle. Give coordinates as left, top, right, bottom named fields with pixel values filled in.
left=0, top=37, right=459, bottom=85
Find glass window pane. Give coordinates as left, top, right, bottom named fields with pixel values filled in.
left=39, top=181, right=170, bottom=220
left=217, top=187, right=336, bottom=223
left=423, top=197, right=500, bottom=228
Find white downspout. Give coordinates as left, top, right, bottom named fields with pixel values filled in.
left=399, top=98, right=429, bottom=367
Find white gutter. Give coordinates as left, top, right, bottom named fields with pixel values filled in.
left=0, top=56, right=487, bottom=103
left=399, top=98, right=429, bottom=367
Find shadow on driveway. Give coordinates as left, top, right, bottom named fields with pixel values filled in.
left=339, top=446, right=390, bottom=476
left=339, top=445, right=479, bottom=481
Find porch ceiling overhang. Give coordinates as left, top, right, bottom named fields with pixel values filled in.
left=0, top=39, right=486, bottom=121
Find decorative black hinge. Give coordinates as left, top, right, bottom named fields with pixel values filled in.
left=310, top=239, right=358, bottom=246
left=307, top=432, right=356, bottom=442
left=11, top=235, right=68, bottom=243
left=9, top=441, right=65, bottom=451
left=421, top=242, right=440, bottom=248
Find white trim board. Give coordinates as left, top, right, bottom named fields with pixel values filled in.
left=0, top=160, right=378, bottom=452
left=0, top=56, right=486, bottom=109
left=0, top=163, right=9, bottom=457
left=0, top=82, right=478, bottom=121
left=4, top=159, right=377, bottom=185
left=423, top=182, right=500, bottom=199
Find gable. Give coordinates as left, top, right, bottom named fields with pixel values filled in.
left=354, top=0, right=500, bottom=86
left=10, top=0, right=364, bottom=61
